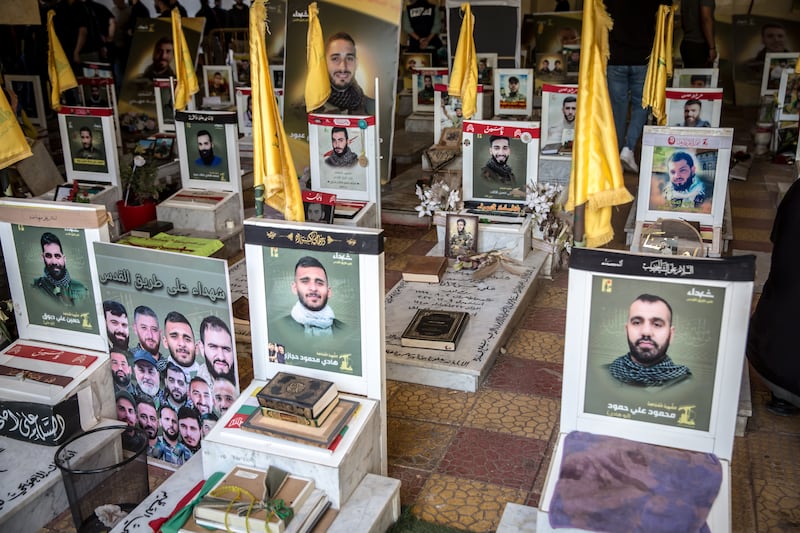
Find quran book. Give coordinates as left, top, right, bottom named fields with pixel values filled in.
left=401, top=255, right=448, bottom=283
left=462, top=201, right=528, bottom=224
left=257, top=372, right=338, bottom=419
left=400, top=309, right=469, bottom=351
left=129, top=219, right=174, bottom=238
left=260, top=397, right=340, bottom=428
left=284, top=489, right=328, bottom=533
left=243, top=399, right=357, bottom=448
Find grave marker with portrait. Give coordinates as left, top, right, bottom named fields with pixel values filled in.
left=57, top=106, right=120, bottom=186
left=777, top=69, right=800, bottom=121
left=412, top=68, right=448, bottom=113
left=540, top=83, right=577, bottom=157
left=494, top=68, right=533, bottom=117
left=759, top=52, right=799, bottom=96
left=154, top=78, right=177, bottom=133
left=202, top=65, right=234, bottom=106
left=671, top=67, right=719, bottom=89
left=4, top=74, right=46, bottom=129
left=664, top=88, right=723, bottom=128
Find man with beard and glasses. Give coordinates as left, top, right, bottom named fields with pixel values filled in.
left=198, top=316, right=235, bottom=383
left=162, top=311, right=207, bottom=381
left=136, top=394, right=159, bottom=455
left=104, top=300, right=130, bottom=353
left=157, top=362, right=193, bottom=412
left=32, top=233, right=89, bottom=306
left=110, top=350, right=135, bottom=395
left=481, top=136, right=517, bottom=185
left=189, top=376, right=214, bottom=416
left=178, top=406, right=202, bottom=454
left=313, top=32, right=375, bottom=115
left=133, top=305, right=166, bottom=371
left=195, top=130, right=222, bottom=167
left=324, top=127, right=358, bottom=168
left=607, top=294, right=691, bottom=387
left=662, top=151, right=708, bottom=210
left=132, top=348, right=161, bottom=399
left=152, top=405, right=192, bottom=465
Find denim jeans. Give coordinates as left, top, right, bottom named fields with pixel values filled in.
left=607, top=64, right=649, bottom=151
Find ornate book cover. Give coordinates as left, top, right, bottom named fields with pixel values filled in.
left=243, top=399, right=357, bottom=448
left=260, top=397, right=340, bottom=428
left=400, top=309, right=470, bottom=351
left=256, top=372, right=338, bottom=419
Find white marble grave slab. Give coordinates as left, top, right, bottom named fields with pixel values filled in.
left=497, top=502, right=539, bottom=533
left=385, top=250, right=548, bottom=392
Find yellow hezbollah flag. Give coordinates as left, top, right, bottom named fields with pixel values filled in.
left=0, top=84, right=33, bottom=170
left=172, top=9, right=199, bottom=111
left=642, top=4, right=677, bottom=125
left=46, top=9, right=77, bottom=111
left=448, top=3, right=478, bottom=119
left=250, top=0, right=304, bottom=220
left=566, top=0, right=633, bottom=248
left=305, top=2, right=330, bottom=112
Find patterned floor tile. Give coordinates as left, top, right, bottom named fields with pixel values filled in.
left=387, top=417, right=456, bottom=470
left=731, top=206, right=779, bottom=220
left=745, top=430, right=800, bottom=487
left=752, top=478, right=800, bottom=532
left=437, top=426, right=547, bottom=490
left=485, top=356, right=562, bottom=398
left=530, top=284, right=568, bottom=310
left=730, top=239, right=772, bottom=253
left=504, top=330, right=565, bottom=364
left=384, top=237, right=417, bottom=255
left=731, top=436, right=758, bottom=533
left=387, top=382, right=477, bottom=425
left=731, top=216, right=774, bottom=230
left=733, top=228, right=772, bottom=243
left=412, top=473, right=527, bottom=532
left=518, top=306, right=567, bottom=334
left=466, top=390, right=559, bottom=440
left=389, top=464, right=431, bottom=507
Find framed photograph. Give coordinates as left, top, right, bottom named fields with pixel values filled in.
left=777, top=69, right=800, bottom=121
left=93, top=241, right=241, bottom=465
left=270, top=65, right=284, bottom=89
left=444, top=213, right=478, bottom=258
left=534, top=52, right=568, bottom=107
left=494, top=68, right=533, bottom=116
left=58, top=106, right=120, bottom=185
left=243, top=218, right=385, bottom=399
left=175, top=110, right=242, bottom=191
left=773, top=121, right=798, bottom=157
left=134, top=137, right=156, bottom=156
left=562, top=44, right=580, bottom=76
left=233, top=52, right=251, bottom=85
left=665, top=88, right=723, bottom=128
left=760, top=52, right=799, bottom=95
left=412, top=68, right=448, bottom=113
left=671, top=68, right=719, bottom=89
left=81, top=61, right=113, bottom=80
left=637, top=125, right=734, bottom=227
left=0, top=198, right=110, bottom=353
left=4, top=74, right=46, bottom=129
left=524, top=11, right=582, bottom=59
left=202, top=65, right=234, bottom=105
left=235, top=87, right=253, bottom=136
left=78, top=77, right=112, bottom=108
left=559, top=247, right=755, bottom=455
left=401, top=52, right=432, bottom=88
left=151, top=135, right=175, bottom=161
left=540, top=83, right=577, bottom=156
left=433, top=84, right=485, bottom=145
left=477, top=52, right=497, bottom=86
left=153, top=78, right=176, bottom=133
left=308, top=114, right=378, bottom=203
left=462, top=119, right=540, bottom=203
left=53, top=184, right=75, bottom=202
left=302, top=189, right=337, bottom=224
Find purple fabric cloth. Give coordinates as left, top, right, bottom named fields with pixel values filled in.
left=549, top=431, right=722, bottom=533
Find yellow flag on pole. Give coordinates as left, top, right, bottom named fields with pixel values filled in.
left=448, top=3, right=478, bottom=119
left=566, top=0, right=634, bottom=248
left=46, top=9, right=77, bottom=111
left=250, top=0, right=304, bottom=220
left=642, top=4, right=677, bottom=125
left=172, top=9, right=199, bottom=111
left=305, top=2, right=330, bottom=112
left=0, top=86, right=33, bottom=170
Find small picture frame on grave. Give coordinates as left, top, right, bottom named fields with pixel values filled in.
left=777, top=69, right=800, bottom=121
left=671, top=68, right=719, bottom=89
left=302, top=189, right=337, bottom=224
left=760, top=52, right=799, bottom=96
left=58, top=106, right=120, bottom=185
left=0, top=198, right=110, bottom=352
left=236, top=87, right=253, bottom=136
left=154, top=78, right=177, bottom=133
left=664, top=88, right=723, bottom=128
left=494, top=68, right=533, bottom=117
left=540, top=83, right=577, bottom=157
left=534, top=53, right=568, bottom=108
left=462, top=119, right=540, bottom=204
left=175, top=110, right=241, bottom=188
left=243, top=218, right=384, bottom=396
left=151, top=136, right=175, bottom=161
left=412, top=68, right=448, bottom=113
left=81, top=62, right=122, bottom=147
left=308, top=114, right=378, bottom=203
left=233, top=52, right=250, bottom=84
left=637, top=125, right=733, bottom=227
left=444, top=213, right=478, bottom=258
left=79, top=77, right=112, bottom=108
left=433, top=84, right=484, bottom=145
left=4, top=74, right=46, bottom=129
left=202, top=65, right=234, bottom=105
left=270, top=65, right=284, bottom=89
left=53, top=184, right=74, bottom=202
left=477, top=53, right=497, bottom=87
left=401, top=52, right=432, bottom=88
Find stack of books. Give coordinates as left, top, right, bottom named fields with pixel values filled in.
left=242, top=372, right=355, bottom=451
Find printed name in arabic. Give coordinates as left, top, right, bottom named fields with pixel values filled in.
left=191, top=281, right=226, bottom=302
left=134, top=273, right=164, bottom=291
left=99, top=268, right=131, bottom=284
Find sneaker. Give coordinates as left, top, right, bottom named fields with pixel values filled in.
left=620, top=147, right=639, bottom=173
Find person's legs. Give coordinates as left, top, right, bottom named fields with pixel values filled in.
left=625, top=64, right=649, bottom=151
left=606, top=65, right=630, bottom=150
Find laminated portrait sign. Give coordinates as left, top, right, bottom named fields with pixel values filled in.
left=78, top=76, right=113, bottom=108
left=174, top=110, right=242, bottom=192
left=664, top=88, right=723, bottom=129
left=57, top=106, right=120, bottom=186
left=270, top=66, right=284, bottom=89
left=0, top=199, right=110, bottom=352
left=462, top=119, right=540, bottom=204
left=759, top=52, right=799, bottom=96
left=202, top=65, right=234, bottom=105
left=154, top=78, right=177, bottom=133
left=433, top=84, right=484, bottom=145
left=476, top=53, right=497, bottom=87
left=302, top=190, right=337, bottom=224
left=777, top=69, right=800, bottom=121
left=540, top=83, right=577, bottom=157
left=4, top=74, right=46, bottom=129
left=494, top=68, right=533, bottom=117
left=308, top=114, right=378, bottom=203
left=412, top=68, right=448, bottom=113
left=671, top=68, right=719, bottom=89
left=93, top=242, right=240, bottom=466
left=236, top=87, right=253, bottom=136
left=244, top=219, right=385, bottom=399
left=637, top=126, right=733, bottom=227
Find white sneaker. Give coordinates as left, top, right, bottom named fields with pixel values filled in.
left=620, top=147, right=639, bottom=173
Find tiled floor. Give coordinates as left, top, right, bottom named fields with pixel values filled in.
left=41, top=128, right=800, bottom=533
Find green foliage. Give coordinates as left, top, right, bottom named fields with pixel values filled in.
left=119, top=153, right=164, bottom=206
left=388, top=507, right=470, bottom=533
